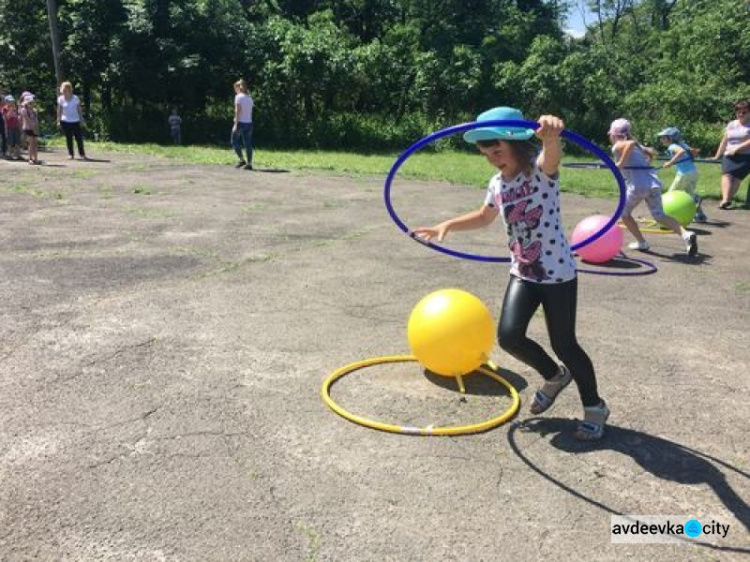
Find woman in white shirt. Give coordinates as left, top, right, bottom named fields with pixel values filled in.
left=57, top=81, right=87, bottom=160
left=231, top=79, right=254, bottom=170
left=714, top=99, right=750, bottom=209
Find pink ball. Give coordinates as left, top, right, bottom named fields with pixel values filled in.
left=571, top=214, right=624, bottom=264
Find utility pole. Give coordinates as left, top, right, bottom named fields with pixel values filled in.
left=47, top=0, right=63, bottom=87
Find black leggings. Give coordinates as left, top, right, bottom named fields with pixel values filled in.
left=498, top=276, right=600, bottom=406
left=61, top=121, right=85, bottom=157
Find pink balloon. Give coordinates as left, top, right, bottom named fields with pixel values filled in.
left=571, top=214, right=624, bottom=264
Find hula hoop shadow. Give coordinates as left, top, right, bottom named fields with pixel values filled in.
left=575, top=254, right=658, bottom=276
left=508, top=418, right=750, bottom=553
left=385, top=120, right=627, bottom=263
left=76, top=157, right=111, bottom=163
left=253, top=167, right=290, bottom=174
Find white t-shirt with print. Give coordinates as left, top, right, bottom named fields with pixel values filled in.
left=484, top=161, right=576, bottom=284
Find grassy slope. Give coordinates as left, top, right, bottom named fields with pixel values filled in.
left=56, top=140, right=738, bottom=203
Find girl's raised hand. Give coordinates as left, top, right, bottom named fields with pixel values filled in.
left=535, top=115, right=564, bottom=139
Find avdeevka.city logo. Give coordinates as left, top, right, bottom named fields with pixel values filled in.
left=610, top=515, right=731, bottom=544
left=684, top=519, right=703, bottom=538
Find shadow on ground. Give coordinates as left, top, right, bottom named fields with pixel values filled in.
left=509, top=417, right=750, bottom=554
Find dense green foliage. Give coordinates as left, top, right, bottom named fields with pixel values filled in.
left=1, top=0, right=747, bottom=151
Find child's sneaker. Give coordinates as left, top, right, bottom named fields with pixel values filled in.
left=684, top=231, right=698, bottom=256
left=627, top=240, right=650, bottom=251
left=694, top=211, right=707, bottom=223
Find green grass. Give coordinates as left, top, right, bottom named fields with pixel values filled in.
left=52, top=139, right=742, bottom=203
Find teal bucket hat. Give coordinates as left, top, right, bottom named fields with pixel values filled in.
left=463, top=106, right=535, bottom=143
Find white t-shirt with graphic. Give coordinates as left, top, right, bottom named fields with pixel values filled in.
left=484, top=161, right=576, bottom=284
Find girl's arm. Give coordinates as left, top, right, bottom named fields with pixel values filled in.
left=413, top=205, right=499, bottom=242
left=76, top=98, right=83, bottom=123
left=535, top=115, right=564, bottom=176
left=233, top=100, right=241, bottom=132
left=726, top=138, right=750, bottom=156
left=615, top=140, right=634, bottom=168
left=642, top=145, right=655, bottom=162
left=662, top=145, right=686, bottom=168
left=56, top=99, right=62, bottom=123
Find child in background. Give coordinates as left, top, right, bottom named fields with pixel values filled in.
left=19, top=94, right=40, bottom=165
left=3, top=95, right=22, bottom=160
left=168, top=108, right=182, bottom=145
left=657, top=127, right=707, bottom=223
left=414, top=107, right=609, bottom=441
left=608, top=119, right=697, bottom=256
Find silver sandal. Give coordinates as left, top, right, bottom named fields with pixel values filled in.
left=574, top=400, right=610, bottom=441
left=529, top=365, right=572, bottom=414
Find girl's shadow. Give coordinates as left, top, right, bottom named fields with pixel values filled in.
left=509, top=418, right=749, bottom=553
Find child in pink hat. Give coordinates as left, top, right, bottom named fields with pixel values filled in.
left=19, top=93, right=41, bottom=164
left=608, top=118, right=697, bottom=256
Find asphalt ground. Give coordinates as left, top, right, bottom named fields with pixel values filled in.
left=0, top=149, right=748, bottom=561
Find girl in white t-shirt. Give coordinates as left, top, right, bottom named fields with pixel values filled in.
left=413, top=106, right=608, bottom=441
left=57, top=81, right=87, bottom=160
left=231, top=79, right=254, bottom=170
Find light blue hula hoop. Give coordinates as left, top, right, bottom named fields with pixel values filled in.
left=384, top=120, right=627, bottom=263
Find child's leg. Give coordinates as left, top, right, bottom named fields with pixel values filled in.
left=673, top=172, right=705, bottom=218
left=620, top=186, right=648, bottom=247
left=648, top=189, right=698, bottom=255
left=620, top=214, right=647, bottom=243
left=497, top=276, right=558, bottom=380
left=30, top=136, right=38, bottom=161
left=646, top=188, right=681, bottom=235
left=539, top=278, right=601, bottom=407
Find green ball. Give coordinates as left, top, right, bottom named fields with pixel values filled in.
left=662, top=191, right=696, bottom=227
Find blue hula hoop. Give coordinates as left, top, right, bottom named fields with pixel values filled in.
left=384, top=120, right=627, bottom=263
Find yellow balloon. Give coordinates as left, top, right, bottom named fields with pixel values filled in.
left=407, top=289, right=496, bottom=377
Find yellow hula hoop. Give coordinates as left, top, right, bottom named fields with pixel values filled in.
left=617, top=219, right=672, bottom=235
left=321, top=355, right=520, bottom=436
